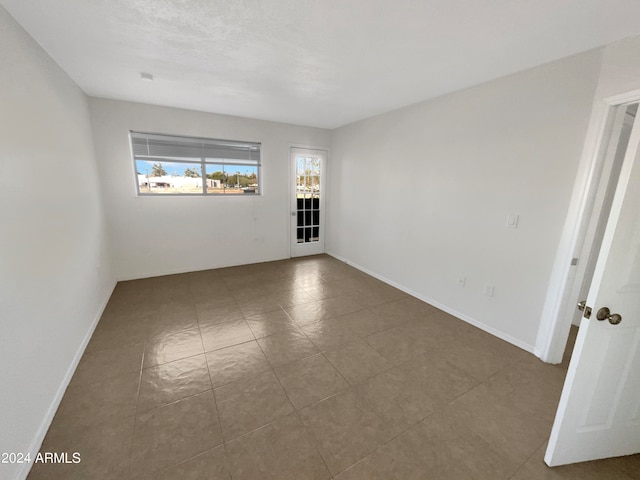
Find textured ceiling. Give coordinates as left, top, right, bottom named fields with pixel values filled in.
left=3, top=0, right=640, bottom=128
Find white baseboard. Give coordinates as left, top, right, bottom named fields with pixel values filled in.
left=117, top=255, right=290, bottom=282
left=16, top=279, right=117, bottom=480
left=327, top=251, right=535, bottom=354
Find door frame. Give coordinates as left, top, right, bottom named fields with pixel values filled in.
left=288, top=144, right=330, bottom=258
left=535, top=88, right=640, bottom=363
left=544, top=97, right=640, bottom=467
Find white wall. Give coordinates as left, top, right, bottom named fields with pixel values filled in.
left=595, top=36, right=640, bottom=99
left=327, top=50, right=602, bottom=351
left=0, top=8, right=114, bottom=480
left=89, top=98, right=330, bottom=280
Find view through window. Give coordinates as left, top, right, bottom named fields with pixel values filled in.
left=131, top=132, right=261, bottom=195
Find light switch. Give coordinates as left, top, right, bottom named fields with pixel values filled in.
left=506, top=213, right=519, bottom=229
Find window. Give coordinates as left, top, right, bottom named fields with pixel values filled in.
left=130, top=131, right=261, bottom=195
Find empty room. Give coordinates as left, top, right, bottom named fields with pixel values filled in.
left=2, top=1, right=640, bottom=479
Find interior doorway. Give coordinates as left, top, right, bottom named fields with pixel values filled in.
left=545, top=97, right=640, bottom=465
left=539, top=101, right=638, bottom=364
left=555, top=104, right=637, bottom=363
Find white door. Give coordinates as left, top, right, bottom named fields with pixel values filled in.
left=545, top=105, right=640, bottom=466
left=290, top=148, right=326, bottom=257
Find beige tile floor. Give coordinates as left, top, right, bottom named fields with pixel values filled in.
left=28, top=255, right=640, bottom=479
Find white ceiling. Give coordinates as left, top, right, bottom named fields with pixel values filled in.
left=3, top=0, right=640, bottom=129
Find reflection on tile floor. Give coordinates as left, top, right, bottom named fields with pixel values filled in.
left=28, top=255, right=640, bottom=479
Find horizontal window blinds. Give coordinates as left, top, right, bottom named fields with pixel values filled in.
left=130, top=132, right=261, bottom=164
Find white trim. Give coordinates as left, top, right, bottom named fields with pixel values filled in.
left=116, top=255, right=290, bottom=281
left=289, top=146, right=329, bottom=258
left=535, top=99, right=610, bottom=363
left=604, top=88, right=640, bottom=105
left=17, top=280, right=117, bottom=480
left=536, top=90, right=640, bottom=363
left=327, top=251, right=535, bottom=353
left=288, top=142, right=330, bottom=151
left=287, top=143, right=330, bottom=260
left=544, top=95, right=640, bottom=467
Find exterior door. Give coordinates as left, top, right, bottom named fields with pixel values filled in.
left=545, top=105, right=640, bottom=466
left=290, top=148, right=326, bottom=257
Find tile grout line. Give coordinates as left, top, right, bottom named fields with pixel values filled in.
left=201, top=336, right=232, bottom=479
left=212, top=312, right=260, bottom=446
left=252, top=326, right=335, bottom=479
left=47, top=256, right=598, bottom=479
left=318, top=350, right=352, bottom=391
left=127, top=327, right=149, bottom=477
left=505, top=437, right=550, bottom=480
left=271, top=362, right=336, bottom=480
left=269, top=307, right=438, bottom=477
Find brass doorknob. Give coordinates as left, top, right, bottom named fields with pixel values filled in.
left=596, top=307, right=622, bottom=325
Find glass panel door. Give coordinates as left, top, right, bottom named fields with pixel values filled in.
left=291, top=148, right=326, bottom=257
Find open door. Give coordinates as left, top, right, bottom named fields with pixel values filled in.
left=545, top=103, right=640, bottom=465
left=290, top=148, right=326, bottom=257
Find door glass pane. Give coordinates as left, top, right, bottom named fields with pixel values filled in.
left=296, top=155, right=320, bottom=243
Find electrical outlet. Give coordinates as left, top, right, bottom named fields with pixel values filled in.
left=457, top=276, right=466, bottom=287
left=484, top=284, right=495, bottom=297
